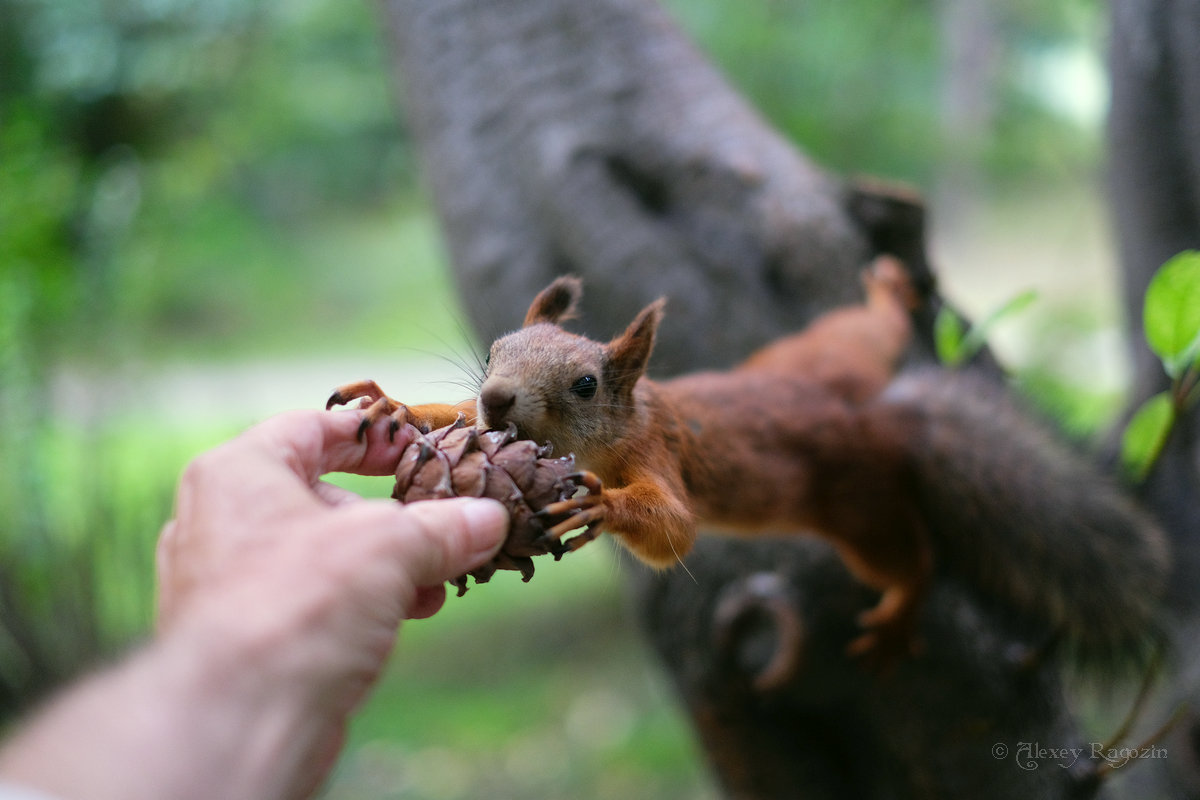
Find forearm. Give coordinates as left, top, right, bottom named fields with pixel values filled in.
left=0, top=410, right=509, bottom=800
left=0, top=626, right=330, bottom=800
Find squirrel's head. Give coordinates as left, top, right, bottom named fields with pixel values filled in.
left=477, top=276, right=665, bottom=458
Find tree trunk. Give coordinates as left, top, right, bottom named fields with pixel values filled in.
left=1109, top=0, right=1200, bottom=602
left=1108, top=0, right=1200, bottom=796
left=933, top=0, right=999, bottom=229
left=380, top=0, right=939, bottom=375
left=378, top=0, right=1155, bottom=796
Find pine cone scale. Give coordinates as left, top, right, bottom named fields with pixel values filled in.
left=389, top=420, right=602, bottom=594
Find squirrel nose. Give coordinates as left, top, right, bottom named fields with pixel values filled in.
left=479, top=382, right=516, bottom=423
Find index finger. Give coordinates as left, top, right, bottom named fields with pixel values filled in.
left=242, top=409, right=419, bottom=484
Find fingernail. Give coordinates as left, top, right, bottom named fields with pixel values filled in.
left=461, top=499, right=509, bottom=555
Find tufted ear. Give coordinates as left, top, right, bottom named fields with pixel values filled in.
left=523, top=276, right=583, bottom=326
left=604, top=297, right=665, bottom=394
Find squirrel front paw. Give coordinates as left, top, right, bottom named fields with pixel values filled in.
left=535, top=471, right=606, bottom=556
left=326, top=379, right=448, bottom=439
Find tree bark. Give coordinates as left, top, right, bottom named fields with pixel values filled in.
left=1108, top=1, right=1200, bottom=795
left=378, top=0, right=1153, bottom=797
left=1109, top=0, right=1200, bottom=605
left=383, top=0, right=892, bottom=376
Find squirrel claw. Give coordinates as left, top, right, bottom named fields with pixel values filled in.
left=544, top=507, right=604, bottom=542
left=537, top=487, right=603, bottom=520
left=326, top=379, right=391, bottom=410
left=356, top=397, right=402, bottom=442
left=534, top=471, right=605, bottom=553
left=326, top=380, right=405, bottom=441
left=564, top=470, right=604, bottom=495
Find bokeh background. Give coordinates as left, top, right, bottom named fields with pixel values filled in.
left=0, top=0, right=1123, bottom=797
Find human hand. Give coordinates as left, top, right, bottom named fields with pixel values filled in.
left=0, top=409, right=508, bottom=800
left=154, top=408, right=509, bottom=797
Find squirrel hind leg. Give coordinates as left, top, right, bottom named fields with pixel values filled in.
left=825, top=506, right=933, bottom=671
left=846, top=580, right=926, bottom=672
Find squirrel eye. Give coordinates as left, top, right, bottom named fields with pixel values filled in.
left=570, top=375, right=598, bottom=399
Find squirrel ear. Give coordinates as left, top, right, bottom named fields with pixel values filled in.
left=524, top=276, right=583, bottom=327
left=605, top=297, right=665, bottom=390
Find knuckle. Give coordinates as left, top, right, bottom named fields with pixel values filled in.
left=178, top=448, right=223, bottom=494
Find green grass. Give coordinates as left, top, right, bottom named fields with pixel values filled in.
left=323, top=544, right=715, bottom=800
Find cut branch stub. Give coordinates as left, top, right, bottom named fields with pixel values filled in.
left=391, top=418, right=597, bottom=595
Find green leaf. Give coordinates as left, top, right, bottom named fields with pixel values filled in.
left=1121, top=392, right=1175, bottom=482
left=958, top=289, right=1038, bottom=361
left=934, top=291, right=1037, bottom=369
left=1144, top=250, right=1200, bottom=379
left=934, top=306, right=966, bottom=367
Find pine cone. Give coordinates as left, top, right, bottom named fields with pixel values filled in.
left=391, top=418, right=602, bottom=595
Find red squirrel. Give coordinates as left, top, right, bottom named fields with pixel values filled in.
left=328, top=259, right=1168, bottom=668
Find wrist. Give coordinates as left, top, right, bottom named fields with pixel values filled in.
left=144, top=607, right=348, bottom=800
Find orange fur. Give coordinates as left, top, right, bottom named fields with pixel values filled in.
left=330, top=257, right=928, bottom=664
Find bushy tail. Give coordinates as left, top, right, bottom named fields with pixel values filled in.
left=878, top=369, right=1170, bottom=672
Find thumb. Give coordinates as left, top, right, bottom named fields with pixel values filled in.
left=388, top=498, right=509, bottom=588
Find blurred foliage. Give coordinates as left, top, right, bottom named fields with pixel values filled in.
left=665, top=0, right=1103, bottom=185
left=0, top=0, right=447, bottom=367
left=0, top=0, right=1110, bottom=792
left=0, top=0, right=1106, bottom=366
left=0, top=414, right=226, bottom=719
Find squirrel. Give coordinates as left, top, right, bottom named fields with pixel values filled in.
left=327, top=258, right=1169, bottom=669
